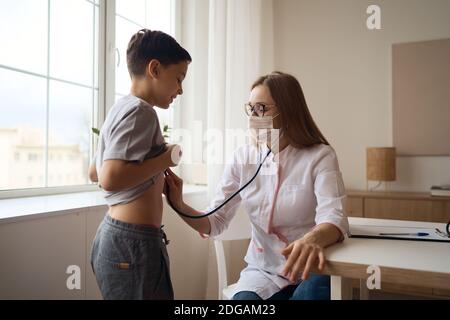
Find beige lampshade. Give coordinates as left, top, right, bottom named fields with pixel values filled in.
left=366, top=147, right=396, bottom=181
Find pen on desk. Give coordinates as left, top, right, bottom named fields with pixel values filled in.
left=379, top=232, right=429, bottom=236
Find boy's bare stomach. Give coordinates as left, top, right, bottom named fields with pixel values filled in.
left=108, top=173, right=165, bottom=228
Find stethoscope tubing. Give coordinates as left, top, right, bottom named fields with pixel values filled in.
left=165, top=149, right=450, bottom=235
left=164, top=148, right=272, bottom=219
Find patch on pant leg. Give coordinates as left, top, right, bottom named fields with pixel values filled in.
left=118, top=262, right=130, bottom=270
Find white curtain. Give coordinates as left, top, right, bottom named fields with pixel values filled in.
left=206, top=0, right=274, bottom=197
left=176, top=0, right=273, bottom=299
left=204, top=0, right=274, bottom=299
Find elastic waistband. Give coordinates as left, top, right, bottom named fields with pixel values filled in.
left=103, top=214, right=169, bottom=244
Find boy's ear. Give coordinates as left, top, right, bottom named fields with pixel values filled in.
left=147, top=59, right=160, bottom=79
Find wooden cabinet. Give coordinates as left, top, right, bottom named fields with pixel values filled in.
left=346, top=190, right=450, bottom=222
left=345, top=197, right=364, bottom=217
left=345, top=190, right=450, bottom=299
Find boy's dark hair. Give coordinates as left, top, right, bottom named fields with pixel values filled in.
left=126, top=29, right=192, bottom=77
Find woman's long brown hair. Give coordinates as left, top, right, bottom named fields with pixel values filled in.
left=252, top=71, right=329, bottom=148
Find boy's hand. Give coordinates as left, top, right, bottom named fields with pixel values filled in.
left=88, top=163, right=98, bottom=183
left=163, top=168, right=184, bottom=210
left=164, top=144, right=182, bottom=167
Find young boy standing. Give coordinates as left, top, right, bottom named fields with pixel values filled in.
left=89, top=29, right=191, bottom=300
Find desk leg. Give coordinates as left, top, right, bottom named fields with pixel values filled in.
left=359, top=279, right=370, bottom=300
left=331, top=276, right=353, bottom=300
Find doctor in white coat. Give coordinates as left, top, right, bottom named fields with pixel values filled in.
left=164, top=71, right=349, bottom=300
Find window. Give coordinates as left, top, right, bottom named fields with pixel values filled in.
left=114, top=0, right=174, bottom=135
left=0, top=0, right=176, bottom=197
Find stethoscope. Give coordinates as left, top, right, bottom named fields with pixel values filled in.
left=436, top=220, right=450, bottom=238
left=164, top=147, right=450, bottom=235
left=164, top=147, right=273, bottom=219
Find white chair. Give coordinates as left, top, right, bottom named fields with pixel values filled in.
left=213, top=205, right=252, bottom=300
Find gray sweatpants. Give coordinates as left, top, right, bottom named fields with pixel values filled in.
left=90, top=214, right=174, bottom=300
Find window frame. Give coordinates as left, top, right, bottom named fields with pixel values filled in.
left=0, top=0, right=179, bottom=200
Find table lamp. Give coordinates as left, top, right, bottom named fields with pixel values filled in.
left=366, top=147, right=396, bottom=191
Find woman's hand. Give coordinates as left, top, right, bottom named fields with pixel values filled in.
left=163, top=168, right=184, bottom=211
left=281, top=223, right=342, bottom=282
left=281, top=238, right=326, bottom=282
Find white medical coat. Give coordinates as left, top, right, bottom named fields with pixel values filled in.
left=204, top=143, right=349, bottom=299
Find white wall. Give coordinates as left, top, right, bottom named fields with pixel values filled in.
left=163, top=192, right=210, bottom=299
left=0, top=192, right=209, bottom=299
left=0, top=209, right=91, bottom=299
left=273, top=0, right=450, bottom=192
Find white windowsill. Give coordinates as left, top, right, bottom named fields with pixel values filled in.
left=0, top=184, right=207, bottom=224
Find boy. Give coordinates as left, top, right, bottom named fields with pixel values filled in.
left=89, top=29, right=191, bottom=300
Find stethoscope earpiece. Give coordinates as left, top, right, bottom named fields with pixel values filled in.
left=446, top=220, right=450, bottom=236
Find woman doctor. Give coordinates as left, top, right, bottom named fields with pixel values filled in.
left=164, top=71, right=349, bottom=300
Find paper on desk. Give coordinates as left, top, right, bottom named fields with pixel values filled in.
left=349, top=224, right=450, bottom=242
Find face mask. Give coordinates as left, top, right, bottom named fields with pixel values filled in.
left=248, top=114, right=278, bottom=129
left=248, top=114, right=280, bottom=145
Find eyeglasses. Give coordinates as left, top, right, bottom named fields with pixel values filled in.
left=244, top=103, right=277, bottom=117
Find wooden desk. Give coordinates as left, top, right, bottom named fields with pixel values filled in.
left=322, top=218, right=450, bottom=300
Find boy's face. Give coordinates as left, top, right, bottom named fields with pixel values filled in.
left=149, top=60, right=189, bottom=109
